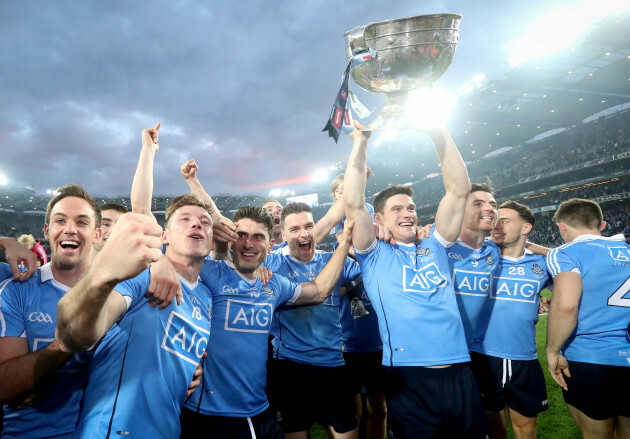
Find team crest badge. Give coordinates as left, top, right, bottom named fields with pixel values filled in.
left=485, top=254, right=495, bottom=265
left=262, top=285, right=274, bottom=295
left=532, top=264, right=544, bottom=275
left=416, top=247, right=430, bottom=257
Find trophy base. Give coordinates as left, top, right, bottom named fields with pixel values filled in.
left=360, top=92, right=424, bottom=132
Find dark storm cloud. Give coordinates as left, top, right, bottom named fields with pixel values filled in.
left=0, top=0, right=583, bottom=196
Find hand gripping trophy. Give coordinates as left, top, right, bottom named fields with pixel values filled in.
left=345, top=14, right=462, bottom=131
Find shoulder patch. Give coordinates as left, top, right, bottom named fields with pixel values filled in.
left=416, top=247, right=430, bottom=257
left=262, top=285, right=274, bottom=295
left=485, top=254, right=495, bottom=265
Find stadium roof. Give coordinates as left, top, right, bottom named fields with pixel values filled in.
left=449, top=12, right=630, bottom=160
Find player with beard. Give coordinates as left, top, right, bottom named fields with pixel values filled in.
left=265, top=202, right=362, bottom=439
left=263, top=199, right=287, bottom=250
left=470, top=201, right=552, bottom=439
left=181, top=205, right=355, bottom=439
left=447, top=182, right=501, bottom=349
left=0, top=184, right=101, bottom=438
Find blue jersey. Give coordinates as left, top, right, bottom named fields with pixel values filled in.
left=330, top=203, right=375, bottom=236
left=264, top=247, right=361, bottom=366
left=339, top=282, right=382, bottom=353
left=472, top=251, right=552, bottom=360
left=354, top=230, right=470, bottom=367
left=1, top=263, right=13, bottom=280
left=186, top=260, right=300, bottom=417
left=73, top=269, right=212, bottom=439
left=0, top=264, right=92, bottom=439
left=547, top=234, right=630, bottom=367
left=272, top=241, right=288, bottom=251
left=448, top=239, right=501, bottom=349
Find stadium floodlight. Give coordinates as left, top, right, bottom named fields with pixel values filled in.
left=406, top=87, right=456, bottom=129
left=0, top=172, right=7, bottom=185
left=311, top=169, right=328, bottom=183
left=269, top=188, right=282, bottom=197
left=506, top=0, right=630, bottom=67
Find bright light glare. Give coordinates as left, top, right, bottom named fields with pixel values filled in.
left=269, top=188, right=281, bottom=197
left=312, top=169, right=328, bottom=183
left=0, top=173, right=7, bottom=185
left=506, top=0, right=630, bottom=67
left=406, top=88, right=456, bottom=128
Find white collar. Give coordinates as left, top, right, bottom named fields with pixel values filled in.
left=572, top=233, right=626, bottom=243
left=39, top=263, right=70, bottom=292
left=178, top=274, right=200, bottom=290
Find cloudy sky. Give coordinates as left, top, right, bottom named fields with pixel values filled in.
left=0, top=0, right=610, bottom=197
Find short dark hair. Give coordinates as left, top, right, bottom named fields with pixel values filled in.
left=281, top=202, right=312, bottom=228
left=470, top=180, right=495, bottom=195
left=45, top=183, right=101, bottom=227
left=499, top=200, right=535, bottom=227
left=234, top=205, right=274, bottom=237
left=374, top=185, right=414, bottom=214
left=164, top=194, right=213, bottom=227
left=553, top=198, right=603, bottom=229
left=99, top=203, right=128, bottom=214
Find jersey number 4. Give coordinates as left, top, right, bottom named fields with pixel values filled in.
left=608, top=276, right=630, bottom=308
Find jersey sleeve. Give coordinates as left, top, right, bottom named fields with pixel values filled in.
left=341, top=257, right=362, bottom=284
left=546, top=247, right=580, bottom=278
left=0, top=281, right=25, bottom=337
left=262, top=252, right=282, bottom=271
left=270, top=273, right=301, bottom=306
left=431, top=227, right=455, bottom=249
left=113, top=268, right=151, bottom=312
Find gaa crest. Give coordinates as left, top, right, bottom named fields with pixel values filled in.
left=532, top=264, right=544, bottom=275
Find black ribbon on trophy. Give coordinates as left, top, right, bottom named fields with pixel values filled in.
left=322, top=61, right=352, bottom=143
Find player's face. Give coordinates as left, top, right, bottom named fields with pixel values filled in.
left=282, top=211, right=316, bottom=262
left=377, top=194, right=417, bottom=243
left=164, top=205, right=213, bottom=259
left=463, top=191, right=498, bottom=233
left=94, top=209, right=124, bottom=251
left=44, top=196, right=100, bottom=271
left=231, top=218, right=272, bottom=275
left=492, top=208, right=528, bottom=248
left=333, top=181, right=344, bottom=201
left=263, top=201, right=283, bottom=235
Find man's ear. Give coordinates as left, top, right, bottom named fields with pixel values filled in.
left=267, top=239, right=275, bottom=254
left=522, top=223, right=533, bottom=235
left=374, top=212, right=385, bottom=226
left=599, top=221, right=607, bottom=232
left=93, top=227, right=102, bottom=245
left=161, top=230, right=169, bottom=245
left=43, top=223, right=49, bottom=241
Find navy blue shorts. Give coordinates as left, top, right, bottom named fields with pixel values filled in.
left=343, top=350, right=386, bottom=395
left=384, top=363, right=489, bottom=439
left=180, top=406, right=283, bottom=439
left=470, top=352, right=549, bottom=417
left=563, top=360, right=630, bottom=420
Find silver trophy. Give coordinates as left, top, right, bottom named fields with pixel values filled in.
left=345, top=14, right=462, bottom=130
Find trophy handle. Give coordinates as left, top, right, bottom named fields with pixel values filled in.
left=347, top=25, right=369, bottom=55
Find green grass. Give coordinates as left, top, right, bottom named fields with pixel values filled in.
left=311, top=290, right=581, bottom=438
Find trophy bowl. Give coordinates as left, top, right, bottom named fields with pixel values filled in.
left=345, top=14, right=462, bottom=130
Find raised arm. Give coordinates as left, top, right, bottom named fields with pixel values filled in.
left=181, top=159, right=237, bottom=246
left=56, top=213, right=164, bottom=353
left=313, top=197, right=346, bottom=244
left=431, top=127, right=471, bottom=242
left=294, top=220, right=354, bottom=305
left=343, top=122, right=374, bottom=251
left=130, top=124, right=160, bottom=221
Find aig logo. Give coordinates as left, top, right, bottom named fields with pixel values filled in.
left=28, top=312, right=53, bottom=323
left=161, top=311, right=210, bottom=366
left=224, top=299, right=273, bottom=333
left=402, top=263, right=447, bottom=293
left=608, top=247, right=630, bottom=263
left=491, top=277, right=540, bottom=303
left=453, top=270, right=491, bottom=296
